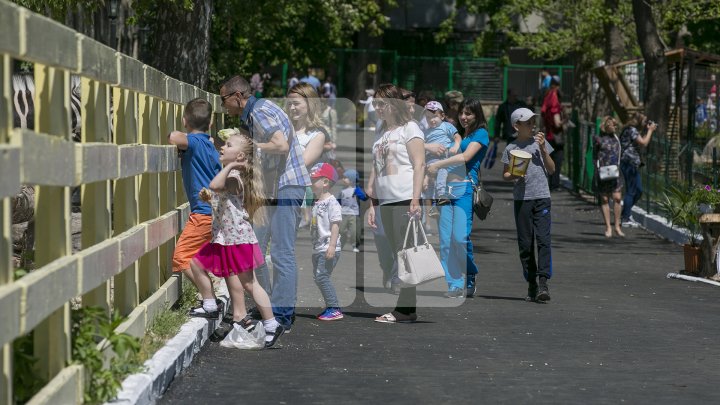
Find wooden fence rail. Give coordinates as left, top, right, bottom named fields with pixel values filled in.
left=0, top=1, right=224, bottom=403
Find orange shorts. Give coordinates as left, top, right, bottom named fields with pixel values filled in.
left=172, top=213, right=213, bottom=272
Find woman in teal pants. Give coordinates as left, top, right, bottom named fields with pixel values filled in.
left=427, top=98, right=489, bottom=298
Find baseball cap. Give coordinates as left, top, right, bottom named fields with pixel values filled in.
left=424, top=101, right=444, bottom=112
left=310, top=162, right=338, bottom=183
left=510, top=108, right=538, bottom=126
left=343, top=169, right=359, bottom=183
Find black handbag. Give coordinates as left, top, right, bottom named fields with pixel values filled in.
left=471, top=178, right=493, bottom=220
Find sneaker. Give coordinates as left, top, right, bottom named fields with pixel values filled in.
left=264, top=324, right=286, bottom=348
left=536, top=277, right=551, bottom=302
left=525, top=282, right=538, bottom=302
left=317, top=307, right=344, bottom=321
left=444, top=287, right=464, bottom=298
left=621, top=218, right=640, bottom=228
left=352, top=247, right=360, bottom=253
left=466, top=274, right=477, bottom=298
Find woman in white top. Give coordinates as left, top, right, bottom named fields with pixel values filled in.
left=286, top=82, right=331, bottom=167
left=286, top=82, right=334, bottom=228
left=367, top=84, right=426, bottom=323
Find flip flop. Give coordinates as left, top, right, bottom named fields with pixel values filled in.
left=374, top=311, right=417, bottom=323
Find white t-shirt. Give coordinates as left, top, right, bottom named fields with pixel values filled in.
left=311, top=196, right=342, bottom=253
left=372, top=121, right=424, bottom=205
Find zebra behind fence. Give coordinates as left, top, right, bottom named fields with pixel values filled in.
left=12, top=73, right=83, bottom=141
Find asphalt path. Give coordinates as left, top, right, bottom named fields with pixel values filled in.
left=159, top=128, right=719, bottom=404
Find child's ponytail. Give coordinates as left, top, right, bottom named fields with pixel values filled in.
left=237, top=133, right=267, bottom=225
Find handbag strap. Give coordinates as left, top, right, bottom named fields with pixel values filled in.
left=415, top=217, right=431, bottom=247
left=402, top=216, right=415, bottom=250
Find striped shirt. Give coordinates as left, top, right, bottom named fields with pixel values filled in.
left=241, top=97, right=310, bottom=197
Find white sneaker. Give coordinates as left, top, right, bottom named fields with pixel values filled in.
left=352, top=247, right=360, bottom=253
left=621, top=219, right=640, bottom=228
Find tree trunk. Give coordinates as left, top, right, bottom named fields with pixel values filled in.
left=603, top=0, right=625, bottom=65
left=593, top=0, right=625, bottom=118
left=146, top=0, right=213, bottom=89
left=632, top=0, right=670, bottom=135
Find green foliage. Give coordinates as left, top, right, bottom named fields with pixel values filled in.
left=438, top=0, right=720, bottom=64
left=208, top=0, right=394, bottom=89
left=12, top=0, right=103, bottom=21
left=137, top=279, right=196, bottom=363
left=12, top=333, right=45, bottom=404
left=71, top=306, right=141, bottom=404
left=659, top=184, right=720, bottom=246
left=660, top=185, right=702, bottom=246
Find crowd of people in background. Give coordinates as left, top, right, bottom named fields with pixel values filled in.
left=165, top=66, right=667, bottom=348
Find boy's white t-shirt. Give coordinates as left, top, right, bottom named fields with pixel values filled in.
left=311, top=196, right=343, bottom=253
left=372, top=121, right=424, bottom=205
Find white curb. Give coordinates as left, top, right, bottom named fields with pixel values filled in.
left=106, top=297, right=228, bottom=405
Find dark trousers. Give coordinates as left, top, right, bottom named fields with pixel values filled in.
left=548, top=146, right=563, bottom=190
left=620, top=162, right=642, bottom=221
left=513, top=198, right=553, bottom=282
left=379, top=201, right=416, bottom=315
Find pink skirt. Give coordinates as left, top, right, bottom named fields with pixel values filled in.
left=192, top=242, right=265, bottom=277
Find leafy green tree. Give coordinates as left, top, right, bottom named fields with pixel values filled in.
left=437, top=0, right=720, bottom=125
left=208, top=0, right=392, bottom=92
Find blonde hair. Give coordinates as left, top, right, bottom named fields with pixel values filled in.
left=600, top=116, right=617, bottom=134
left=287, top=82, right=326, bottom=131
left=228, top=133, right=266, bottom=225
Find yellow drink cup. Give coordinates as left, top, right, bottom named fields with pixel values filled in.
left=509, top=150, right=532, bottom=176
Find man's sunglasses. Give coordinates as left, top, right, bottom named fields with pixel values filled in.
left=221, top=91, right=237, bottom=103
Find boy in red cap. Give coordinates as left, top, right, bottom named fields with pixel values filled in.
left=309, top=163, right=344, bottom=320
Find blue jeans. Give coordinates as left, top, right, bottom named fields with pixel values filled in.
left=253, top=185, right=305, bottom=327
left=439, top=181, right=478, bottom=290
left=312, top=252, right=341, bottom=308
left=621, top=163, right=642, bottom=221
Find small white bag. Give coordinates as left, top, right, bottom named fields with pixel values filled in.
left=397, top=217, right=445, bottom=286
left=597, top=134, right=621, bottom=181
left=598, top=164, right=620, bottom=181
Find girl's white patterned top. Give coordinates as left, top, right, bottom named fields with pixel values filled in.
left=210, top=169, right=258, bottom=245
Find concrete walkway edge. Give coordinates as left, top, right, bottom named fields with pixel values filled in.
left=106, top=306, right=223, bottom=405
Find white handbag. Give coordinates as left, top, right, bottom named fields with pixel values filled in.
left=397, top=217, right=445, bottom=286
left=598, top=164, right=620, bottom=181
left=597, top=134, right=621, bottom=181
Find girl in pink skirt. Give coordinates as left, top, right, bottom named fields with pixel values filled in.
left=189, top=129, right=285, bottom=348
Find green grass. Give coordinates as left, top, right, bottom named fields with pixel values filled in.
left=136, top=279, right=197, bottom=364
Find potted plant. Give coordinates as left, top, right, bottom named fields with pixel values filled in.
left=659, top=185, right=702, bottom=274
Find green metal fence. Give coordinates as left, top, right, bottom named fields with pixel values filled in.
left=562, top=114, right=720, bottom=218
left=282, top=49, right=575, bottom=103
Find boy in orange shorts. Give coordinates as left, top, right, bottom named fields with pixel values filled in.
left=168, top=98, right=223, bottom=306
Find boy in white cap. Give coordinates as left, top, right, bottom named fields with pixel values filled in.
left=501, top=108, right=556, bottom=303
left=422, top=101, right=462, bottom=216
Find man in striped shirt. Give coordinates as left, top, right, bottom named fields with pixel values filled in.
left=220, top=76, right=310, bottom=331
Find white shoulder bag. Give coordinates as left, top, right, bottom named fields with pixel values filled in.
left=598, top=134, right=621, bottom=181
left=397, top=217, right=445, bottom=286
